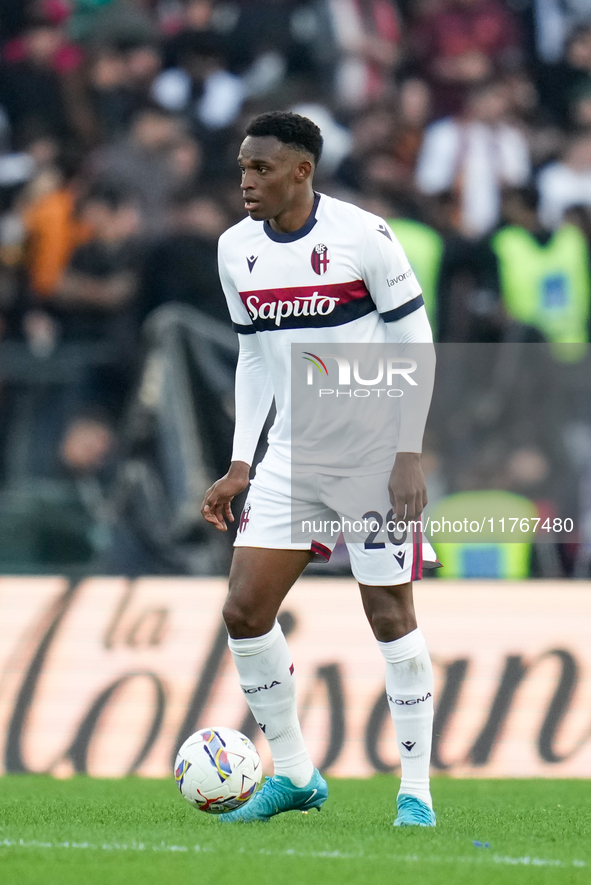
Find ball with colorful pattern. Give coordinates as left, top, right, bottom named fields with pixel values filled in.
left=174, top=727, right=262, bottom=814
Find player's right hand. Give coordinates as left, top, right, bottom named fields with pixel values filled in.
left=201, top=461, right=251, bottom=531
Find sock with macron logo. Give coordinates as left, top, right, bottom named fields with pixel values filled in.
left=228, top=620, right=314, bottom=788
left=378, top=628, right=434, bottom=808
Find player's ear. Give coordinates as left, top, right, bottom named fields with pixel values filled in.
left=295, top=159, right=313, bottom=182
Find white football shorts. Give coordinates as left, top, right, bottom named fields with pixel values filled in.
left=234, top=455, right=439, bottom=586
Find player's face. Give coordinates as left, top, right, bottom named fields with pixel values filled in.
left=238, top=136, right=309, bottom=222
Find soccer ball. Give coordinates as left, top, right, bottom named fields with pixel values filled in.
left=174, top=727, right=263, bottom=814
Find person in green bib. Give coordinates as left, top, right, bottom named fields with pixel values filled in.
left=387, top=216, right=444, bottom=338
left=487, top=186, right=591, bottom=355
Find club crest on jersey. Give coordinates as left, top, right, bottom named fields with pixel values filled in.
left=311, top=243, right=330, bottom=275
left=239, top=503, right=251, bottom=532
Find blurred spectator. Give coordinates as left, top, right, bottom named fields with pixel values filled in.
left=335, top=107, right=397, bottom=191
left=14, top=182, right=144, bottom=457
left=60, top=415, right=115, bottom=476
left=412, top=0, right=523, bottom=118
left=167, top=132, right=204, bottom=189
left=416, top=78, right=531, bottom=237
left=216, top=0, right=330, bottom=87
left=327, top=0, right=401, bottom=110
left=89, top=105, right=187, bottom=233
left=70, top=0, right=157, bottom=45
left=563, top=23, right=591, bottom=130
left=525, top=0, right=591, bottom=67
left=161, top=0, right=218, bottom=63
left=538, top=131, right=591, bottom=228
left=391, top=77, right=433, bottom=177
left=82, top=39, right=161, bottom=140
left=22, top=152, right=93, bottom=302
left=142, top=188, right=230, bottom=324
left=17, top=183, right=140, bottom=374
left=486, top=186, right=590, bottom=347
left=121, top=39, right=162, bottom=93
left=503, top=68, right=565, bottom=171
left=0, top=12, right=80, bottom=143
left=534, top=22, right=591, bottom=128
left=53, top=182, right=142, bottom=340
left=152, top=31, right=244, bottom=130
left=85, top=44, right=139, bottom=138
left=60, top=413, right=115, bottom=475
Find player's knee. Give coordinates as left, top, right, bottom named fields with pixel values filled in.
left=368, top=609, right=416, bottom=642
left=222, top=596, right=266, bottom=638
left=222, top=598, right=247, bottom=635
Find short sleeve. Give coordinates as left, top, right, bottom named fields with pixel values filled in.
left=359, top=217, right=424, bottom=322
left=217, top=237, right=255, bottom=334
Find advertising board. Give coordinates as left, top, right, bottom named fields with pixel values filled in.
left=0, top=578, right=590, bottom=778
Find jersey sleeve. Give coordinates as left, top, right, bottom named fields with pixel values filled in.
left=217, top=236, right=255, bottom=334
left=359, top=217, right=424, bottom=322
left=384, top=308, right=435, bottom=452
left=232, top=333, right=274, bottom=465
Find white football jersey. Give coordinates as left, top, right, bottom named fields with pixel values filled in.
left=218, top=192, right=425, bottom=468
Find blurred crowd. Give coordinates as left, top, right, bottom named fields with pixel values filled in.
left=2, top=0, right=591, bottom=576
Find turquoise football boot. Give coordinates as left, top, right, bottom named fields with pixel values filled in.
left=219, top=769, right=328, bottom=822
left=394, top=794, right=436, bottom=827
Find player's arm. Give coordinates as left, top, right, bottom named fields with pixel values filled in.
left=384, top=307, right=435, bottom=522
left=202, top=242, right=274, bottom=530
left=361, top=220, right=435, bottom=522
left=201, top=333, right=273, bottom=530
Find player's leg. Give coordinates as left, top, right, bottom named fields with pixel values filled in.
left=359, top=579, right=435, bottom=825
left=325, top=469, right=436, bottom=824
left=224, top=546, right=310, bottom=638
left=223, top=546, right=315, bottom=787
left=221, top=460, right=333, bottom=821
left=221, top=546, right=327, bottom=822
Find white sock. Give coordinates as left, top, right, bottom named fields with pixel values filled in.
left=228, top=621, right=314, bottom=787
left=377, top=628, right=434, bottom=808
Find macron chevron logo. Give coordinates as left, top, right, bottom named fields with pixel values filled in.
left=247, top=255, right=258, bottom=273
left=393, top=550, right=406, bottom=569
left=377, top=223, right=392, bottom=240
left=401, top=741, right=416, bottom=752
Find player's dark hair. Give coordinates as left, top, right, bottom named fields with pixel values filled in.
left=245, top=112, right=323, bottom=166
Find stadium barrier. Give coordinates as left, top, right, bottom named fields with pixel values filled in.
left=0, top=577, right=590, bottom=778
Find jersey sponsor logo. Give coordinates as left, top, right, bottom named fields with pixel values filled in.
left=387, top=269, right=413, bottom=287
left=246, top=291, right=340, bottom=326
left=376, top=223, right=392, bottom=240
left=246, top=255, right=258, bottom=273
left=239, top=280, right=373, bottom=331
left=311, top=243, right=330, bottom=275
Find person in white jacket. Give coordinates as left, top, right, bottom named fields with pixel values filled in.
left=416, top=79, right=531, bottom=238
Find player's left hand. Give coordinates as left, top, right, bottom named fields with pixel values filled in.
left=388, top=452, right=428, bottom=523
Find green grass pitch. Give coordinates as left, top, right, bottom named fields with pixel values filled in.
left=0, top=776, right=589, bottom=885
